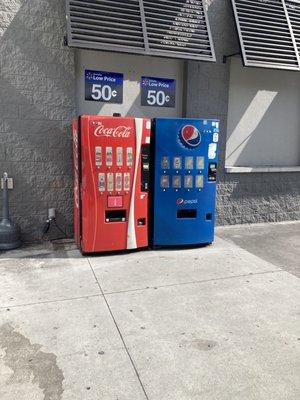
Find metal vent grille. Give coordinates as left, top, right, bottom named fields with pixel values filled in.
left=231, top=0, right=300, bottom=70
left=66, top=0, right=144, bottom=52
left=286, top=0, right=300, bottom=54
left=143, top=0, right=215, bottom=61
left=66, top=0, right=215, bottom=61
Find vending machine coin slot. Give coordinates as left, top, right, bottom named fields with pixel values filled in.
left=141, top=144, right=150, bottom=192
left=206, top=213, right=213, bottom=221
left=137, top=218, right=146, bottom=226
left=208, top=163, right=217, bottom=182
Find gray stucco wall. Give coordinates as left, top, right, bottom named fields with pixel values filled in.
left=0, top=0, right=75, bottom=240
left=0, top=0, right=299, bottom=242
left=186, top=0, right=300, bottom=225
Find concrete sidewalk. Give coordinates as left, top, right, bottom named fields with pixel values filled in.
left=0, top=222, right=299, bottom=400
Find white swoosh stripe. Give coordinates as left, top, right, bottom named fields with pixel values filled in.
left=127, top=119, right=143, bottom=249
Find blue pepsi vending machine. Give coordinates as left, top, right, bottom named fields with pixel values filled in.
left=151, top=118, right=219, bottom=247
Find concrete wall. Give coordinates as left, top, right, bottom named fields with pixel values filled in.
left=186, top=0, right=300, bottom=225
left=0, top=0, right=299, bottom=241
left=226, top=57, right=300, bottom=167
left=75, top=50, right=184, bottom=118
left=0, top=0, right=75, bottom=240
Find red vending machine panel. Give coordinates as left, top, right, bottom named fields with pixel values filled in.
left=72, top=115, right=151, bottom=253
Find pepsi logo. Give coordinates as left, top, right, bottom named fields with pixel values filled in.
left=179, top=125, right=201, bottom=149
left=177, top=198, right=198, bottom=206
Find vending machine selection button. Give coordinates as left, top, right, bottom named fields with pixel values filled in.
left=197, top=156, right=205, bottom=170
left=196, top=175, right=204, bottom=188
left=124, top=173, right=131, bottom=191
left=116, top=147, right=123, bottom=167
left=173, top=175, right=181, bottom=188
left=184, top=175, right=193, bottom=189
left=161, top=175, right=170, bottom=188
left=98, top=173, right=105, bottom=192
left=185, top=156, right=194, bottom=170
left=126, top=147, right=133, bottom=167
left=107, top=173, right=114, bottom=192
left=173, top=156, right=182, bottom=170
left=161, top=156, right=170, bottom=169
left=115, top=173, right=122, bottom=192
left=95, top=146, right=102, bottom=167
left=106, top=147, right=113, bottom=167
left=108, top=196, right=123, bottom=208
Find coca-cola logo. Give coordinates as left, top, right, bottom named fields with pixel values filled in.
left=94, top=122, right=131, bottom=138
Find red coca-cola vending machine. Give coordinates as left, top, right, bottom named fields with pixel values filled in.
left=72, top=115, right=151, bottom=254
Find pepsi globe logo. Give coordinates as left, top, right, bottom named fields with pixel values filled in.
left=179, top=125, right=201, bottom=149
left=176, top=198, right=184, bottom=205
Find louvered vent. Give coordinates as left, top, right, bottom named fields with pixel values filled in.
left=66, top=0, right=216, bottom=61
left=231, top=0, right=300, bottom=70
left=143, top=0, right=215, bottom=61
left=67, top=0, right=145, bottom=52
left=286, top=0, right=300, bottom=54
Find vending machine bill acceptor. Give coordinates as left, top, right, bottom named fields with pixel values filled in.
left=72, top=115, right=151, bottom=253
left=151, top=118, right=219, bottom=247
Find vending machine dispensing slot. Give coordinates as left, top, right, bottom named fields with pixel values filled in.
left=72, top=115, right=151, bottom=254
left=177, top=209, right=197, bottom=219
left=105, top=210, right=126, bottom=223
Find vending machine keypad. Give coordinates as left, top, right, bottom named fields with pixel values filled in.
left=141, top=144, right=150, bottom=192
left=160, top=154, right=210, bottom=192
left=208, top=163, right=217, bottom=182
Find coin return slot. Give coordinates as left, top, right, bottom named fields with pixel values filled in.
left=177, top=209, right=197, bottom=219
left=105, top=210, right=126, bottom=223
left=137, top=218, right=146, bottom=226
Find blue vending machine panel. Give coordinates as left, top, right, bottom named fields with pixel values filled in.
left=152, top=118, right=219, bottom=246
